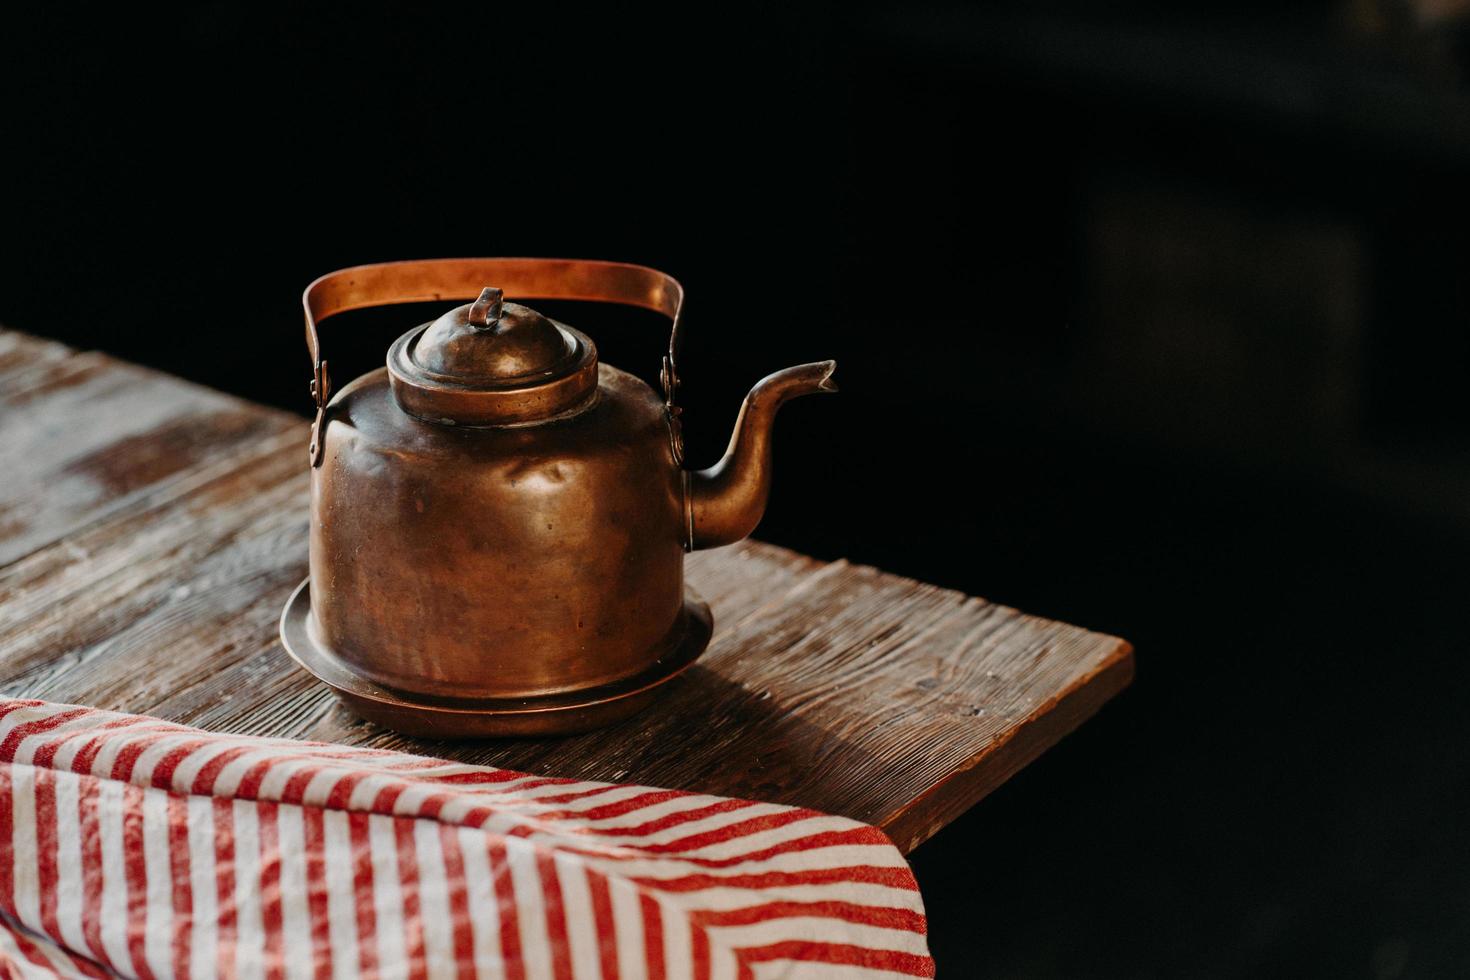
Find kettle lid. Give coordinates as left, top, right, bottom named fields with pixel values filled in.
left=387, top=287, right=598, bottom=426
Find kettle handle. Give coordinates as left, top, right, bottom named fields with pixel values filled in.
left=301, top=258, right=686, bottom=466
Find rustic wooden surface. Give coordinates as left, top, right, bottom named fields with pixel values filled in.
left=0, top=329, right=1132, bottom=853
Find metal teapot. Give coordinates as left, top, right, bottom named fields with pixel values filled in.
left=279, top=258, right=836, bottom=737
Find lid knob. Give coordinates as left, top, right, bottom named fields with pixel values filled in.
left=467, top=286, right=505, bottom=330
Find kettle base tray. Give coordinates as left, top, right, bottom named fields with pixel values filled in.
left=279, top=578, right=713, bottom=739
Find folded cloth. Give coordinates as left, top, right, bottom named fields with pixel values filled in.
left=0, top=699, right=932, bottom=979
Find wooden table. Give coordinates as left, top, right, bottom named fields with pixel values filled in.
left=0, top=330, right=1132, bottom=853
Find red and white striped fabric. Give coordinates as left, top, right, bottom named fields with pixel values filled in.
left=0, top=699, right=932, bottom=979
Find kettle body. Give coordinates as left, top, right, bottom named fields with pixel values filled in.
left=279, top=258, right=835, bottom=737
left=311, top=361, right=687, bottom=702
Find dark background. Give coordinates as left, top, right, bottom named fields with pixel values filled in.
left=5, top=1, right=1470, bottom=975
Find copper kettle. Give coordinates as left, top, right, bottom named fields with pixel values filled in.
left=278, top=258, right=836, bottom=737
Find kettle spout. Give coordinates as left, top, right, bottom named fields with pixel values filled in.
left=686, top=360, right=837, bottom=550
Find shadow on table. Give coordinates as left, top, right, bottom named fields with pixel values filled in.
left=328, top=664, right=899, bottom=826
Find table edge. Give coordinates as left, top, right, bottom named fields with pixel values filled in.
left=881, top=637, right=1135, bottom=853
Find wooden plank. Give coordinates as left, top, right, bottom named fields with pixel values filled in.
left=0, top=331, right=73, bottom=387
left=0, top=330, right=1132, bottom=852
left=0, top=331, right=299, bottom=568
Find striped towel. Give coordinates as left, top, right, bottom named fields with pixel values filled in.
left=0, top=699, right=933, bottom=979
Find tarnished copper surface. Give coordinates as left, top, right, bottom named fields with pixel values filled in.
left=280, top=580, right=714, bottom=737
left=288, top=257, right=836, bottom=736
left=387, top=294, right=597, bottom=426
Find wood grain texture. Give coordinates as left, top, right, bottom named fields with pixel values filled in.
left=0, top=332, right=298, bottom=567
left=0, top=329, right=1132, bottom=853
